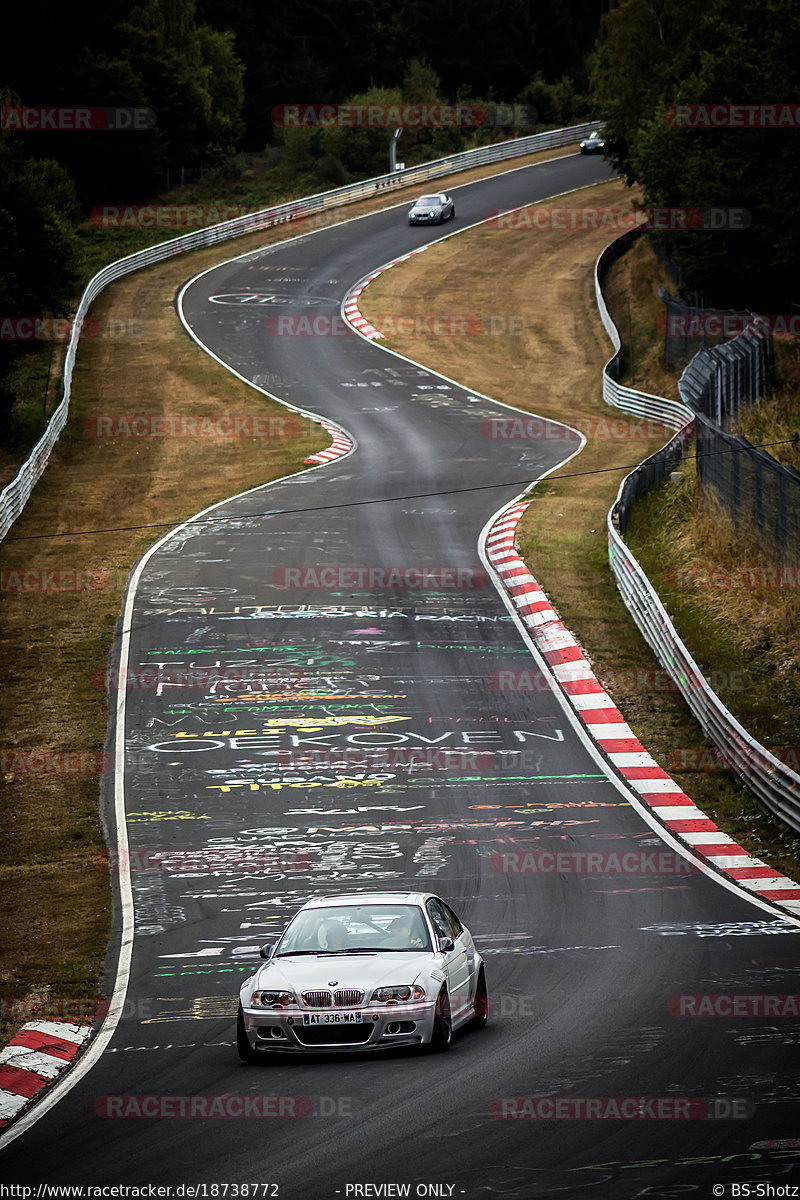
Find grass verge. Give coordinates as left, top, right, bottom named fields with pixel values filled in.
left=359, top=179, right=800, bottom=880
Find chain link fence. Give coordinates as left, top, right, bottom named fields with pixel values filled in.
left=660, top=289, right=751, bottom=372
left=676, top=320, right=800, bottom=564
left=678, top=317, right=772, bottom=427
left=692, top=414, right=800, bottom=565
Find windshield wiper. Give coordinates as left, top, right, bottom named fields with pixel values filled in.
left=276, top=946, right=416, bottom=957
left=320, top=947, right=385, bottom=954
left=274, top=950, right=323, bottom=957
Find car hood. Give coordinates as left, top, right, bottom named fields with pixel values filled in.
left=411, top=203, right=441, bottom=211
left=250, top=951, right=435, bottom=993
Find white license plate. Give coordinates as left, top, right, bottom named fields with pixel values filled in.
left=302, top=1012, right=362, bottom=1026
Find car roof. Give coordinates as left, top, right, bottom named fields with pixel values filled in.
left=301, top=892, right=435, bottom=909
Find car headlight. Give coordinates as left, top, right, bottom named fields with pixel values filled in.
left=250, top=989, right=295, bottom=1007
left=371, top=984, right=426, bottom=1004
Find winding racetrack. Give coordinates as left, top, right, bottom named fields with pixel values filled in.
left=2, top=152, right=800, bottom=1198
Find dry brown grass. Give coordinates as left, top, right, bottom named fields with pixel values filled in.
left=361, top=181, right=800, bottom=878
left=734, top=338, right=800, bottom=473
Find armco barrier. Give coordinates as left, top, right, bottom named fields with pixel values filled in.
left=596, top=228, right=693, bottom=429
left=596, top=232, right=800, bottom=834
left=0, top=122, right=599, bottom=545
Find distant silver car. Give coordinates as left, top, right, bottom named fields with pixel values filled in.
left=579, top=130, right=606, bottom=155
left=237, top=891, right=487, bottom=1059
left=408, top=193, right=455, bottom=225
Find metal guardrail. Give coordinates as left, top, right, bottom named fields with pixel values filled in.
left=0, top=121, right=599, bottom=545
left=596, top=228, right=694, bottom=429
left=596, top=232, right=800, bottom=834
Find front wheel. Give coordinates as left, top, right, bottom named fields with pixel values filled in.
left=450, top=207, right=456, bottom=220
left=429, top=988, right=452, bottom=1052
left=237, top=1003, right=256, bottom=1063
left=472, top=968, right=488, bottom=1029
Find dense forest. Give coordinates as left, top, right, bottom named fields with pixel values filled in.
left=593, top=0, right=800, bottom=307
left=1, top=0, right=799, bottom=432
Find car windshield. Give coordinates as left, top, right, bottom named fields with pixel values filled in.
left=276, top=904, right=431, bottom=955
left=417, top=196, right=441, bottom=206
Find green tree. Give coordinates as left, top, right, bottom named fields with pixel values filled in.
left=196, top=25, right=246, bottom=162
left=591, top=0, right=800, bottom=305
left=318, top=86, right=404, bottom=176
left=632, top=0, right=800, bottom=304
left=0, top=131, right=80, bottom=419
left=591, top=0, right=714, bottom=183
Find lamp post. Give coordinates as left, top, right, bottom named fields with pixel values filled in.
left=389, top=126, right=403, bottom=172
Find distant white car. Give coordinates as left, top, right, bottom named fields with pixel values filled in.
left=237, top=891, right=487, bottom=1059
left=408, top=193, right=455, bottom=225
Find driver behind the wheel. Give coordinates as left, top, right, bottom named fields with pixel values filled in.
left=319, top=918, right=348, bottom=950
left=383, top=910, right=425, bottom=950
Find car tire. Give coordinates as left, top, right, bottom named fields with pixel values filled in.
left=237, top=1003, right=257, bottom=1063
left=429, top=988, right=452, bottom=1052
left=471, top=968, right=488, bottom=1029
left=450, top=207, right=456, bottom=220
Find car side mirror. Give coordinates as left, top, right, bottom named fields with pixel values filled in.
left=437, top=936, right=454, bottom=953
left=259, top=943, right=275, bottom=959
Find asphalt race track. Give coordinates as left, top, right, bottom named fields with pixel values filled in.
left=2, top=152, right=800, bottom=1198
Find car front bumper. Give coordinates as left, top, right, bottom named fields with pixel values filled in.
left=241, top=1000, right=437, bottom=1053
